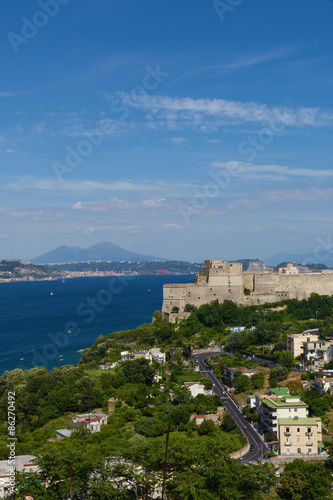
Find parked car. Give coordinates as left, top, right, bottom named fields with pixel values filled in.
left=250, top=444, right=255, bottom=451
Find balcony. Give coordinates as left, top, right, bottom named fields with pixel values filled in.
left=284, top=432, right=291, bottom=436
left=305, top=432, right=313, bottom=437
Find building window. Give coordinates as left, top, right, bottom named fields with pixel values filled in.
left=286, top=428, right=290, bottom=433
left=297, top=448, right=301, bottom=454
left=297, top=438, right=300, bottom=443
left=308, top=428, right=311, bottom=433
left=294, top=409, right=297, bottom=412
left=297, top=428, right=300, bottom=433
left=308, top=449, right=312, bottom=454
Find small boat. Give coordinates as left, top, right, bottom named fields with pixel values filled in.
left=20, top=358, right=24, bottom=361
left=50, top=292, right=53, bottom=296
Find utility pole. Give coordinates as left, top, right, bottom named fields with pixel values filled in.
left=162, top=422, right=171, bottom=500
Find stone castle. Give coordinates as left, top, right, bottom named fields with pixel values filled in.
left=162, top=260, right=333, bottom=322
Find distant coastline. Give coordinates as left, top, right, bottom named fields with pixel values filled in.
left=0, top=259, right=201, bottom=284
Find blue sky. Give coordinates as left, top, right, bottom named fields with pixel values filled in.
left=1, top=0, right=333, bottom=263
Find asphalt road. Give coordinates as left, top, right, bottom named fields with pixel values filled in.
left=196, top=352, right=267, bottom=462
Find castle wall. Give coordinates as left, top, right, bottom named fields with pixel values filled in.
left=161, top=261, right=333, bottom=322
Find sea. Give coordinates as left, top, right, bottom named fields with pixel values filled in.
left=0, top=274, right=194, bottom=375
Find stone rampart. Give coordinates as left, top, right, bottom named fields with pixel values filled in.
left=161, top=260, right=333, bottom=321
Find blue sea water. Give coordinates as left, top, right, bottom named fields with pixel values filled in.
left=0, top=274, right=193, bottom=375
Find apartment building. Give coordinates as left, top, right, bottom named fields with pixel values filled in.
left=287, top=330, right=319, bottom=358
left=313, top=376, right=333, bottom=395
left=301, top=339, right=331, bottom=367
left=256, top=395, right=308, bottom=434
left=278, top=417, right=323, bottom=456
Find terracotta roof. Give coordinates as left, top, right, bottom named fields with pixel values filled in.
left=82, top=417, right=102, bottom=424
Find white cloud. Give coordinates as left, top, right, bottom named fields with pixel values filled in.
left=116, top=93, right=333, bottom=129
left=167, top=137, right=186, bottom=144
left=84, top=225, right=139, bottom=234
left=211, top=161, right=333, bottom=180
left=161, top=223, right=183, bottom=230
left=0, top=209, right=65, bottom=220
left=225, top=187, right=333, bottom=213
left=72, top=197, right=173, bottom=212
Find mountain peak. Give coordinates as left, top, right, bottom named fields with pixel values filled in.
left=30, top=242, right=161, bottom=264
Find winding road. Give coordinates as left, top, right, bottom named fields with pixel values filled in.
left=196, top=352, right=267, bottom=462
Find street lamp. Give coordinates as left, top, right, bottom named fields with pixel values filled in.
left=315, top=311, right=318, bottom=320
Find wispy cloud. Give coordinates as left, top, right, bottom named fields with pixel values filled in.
left=0, top=90, right=33, bottom=97
left=226, top=187, right=333, bottom=212
left=161, top=223, right=183, bottom=230
left=84, top=224, right=139, bottom=234
left=116, top=94, right=333, bottom=129
left=167, top=136, right=186, bottom=144
left=6, top=176, right=200, bottom=197
left=211, top=161, right=333, bottom=180
left=0, top=208, right=65, bottom=220
left=72, top=197, right=176, bottom=212
left=223, top=47, right=295, bottom=70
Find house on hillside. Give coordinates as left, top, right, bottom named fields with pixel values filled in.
left=313, top=376, right=333, bottom=395
left=278, top=417, right=324, bottom=456
left=190, top=413, right=223, bottom=425
left=184, top=382, right=206, bottom=397
left=224, top=367, right=261, bottom=388
left=120, top=348, right=166, bottom=364
left=71, top=413, right=108, bottom=433
left=256, top=395, right=309, bottom=435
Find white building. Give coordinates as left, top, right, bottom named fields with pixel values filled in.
left=313, top=376, right=333, bottom=395
left=287, top=330, right=320, bottom=358
left=278, top=417, right=323, bottom=456
left=150, top=348, right=166, bottom=363
left=256, top=395, right=309, bottom=434
left=184, top=382, right=206, bottom=397
left=0, top=456, right=38, bottom=498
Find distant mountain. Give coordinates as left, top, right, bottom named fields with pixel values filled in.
left=263, top=252, right=333, bottom=269
left=30, top=242, right=160, bottom=264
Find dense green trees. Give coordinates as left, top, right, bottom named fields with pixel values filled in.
left=279, top=350, right=295, bottom=370
left=280, top=459, right=332, bottom=500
